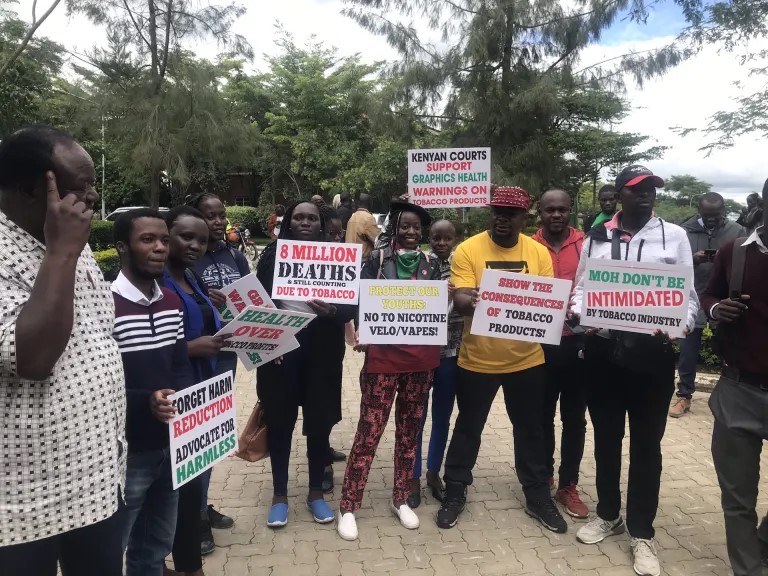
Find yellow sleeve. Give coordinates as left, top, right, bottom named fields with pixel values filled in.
left=450, top=241, right=477, bottom=289
left=537, top=244, right=554, bottom=278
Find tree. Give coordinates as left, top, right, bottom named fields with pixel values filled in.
left=0, top=0, right=64, bottom=81
left=0, top=16, right=63, bottom=136
left=667, top=0, right=768, bottom=149
left=71, top=0, right=254, bottom=207
left=662, top=174, right=713, bottom=204
left=343, top=0, right=686, bottom=194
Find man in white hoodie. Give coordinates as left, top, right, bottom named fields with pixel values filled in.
left=570, top=165, right=699, bottom=576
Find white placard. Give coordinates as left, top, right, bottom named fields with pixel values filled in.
left=215, top=306, right=315, bottom=355
left=408, top=147, right=491, bottom=208
left=581, top=259, right=692, bottom=338
left=470, top=270, right=571, bottom=345
left=169, top=371, right=236, bottom=489
left=358, top=279, right=448, bottom=345
left=236, top=337, right=301, bottom=371
left=272, top=240, right=362, bottom=305
left=215, top=273, right=274, bottom=322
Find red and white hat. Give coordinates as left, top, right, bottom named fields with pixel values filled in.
left=489, top=186, right=531, bottom=210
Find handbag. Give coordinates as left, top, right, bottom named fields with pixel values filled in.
left=235, top=402, right=269, bottom=462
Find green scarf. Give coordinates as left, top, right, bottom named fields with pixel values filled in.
left=395, top=250, right=421, bottom=279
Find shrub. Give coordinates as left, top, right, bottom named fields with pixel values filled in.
left=89, top=220, right=114, bottom=252
left=94, top=248, right=120, bottom=281
left=226, top=206, right=261, bottom=236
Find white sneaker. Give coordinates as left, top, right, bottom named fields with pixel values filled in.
left=630, top=537, right=661, bottom=576
left=576, top=515, right=625, bottom=544
left=337, top=510, right=358, bottom=540
left=391, top=502, right=420, bottom=529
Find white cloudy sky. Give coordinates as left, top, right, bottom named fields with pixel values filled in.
left=12, top=0, right=768, bottom=200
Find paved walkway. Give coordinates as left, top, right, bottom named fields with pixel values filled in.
left=198, top=350, right=766, bottom=576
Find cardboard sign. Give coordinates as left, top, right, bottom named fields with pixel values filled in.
left=215, top=273, right=274, bottom=322
left=471, top=270, right=571, bottom=345
left=272, top=240, right=362, bottom=305
left=169, top=371, right=236, bottom=489
left=581, top=259, right=692, bottom=338
left=215, top=306, right=315, bottom=355
left=358, top=279, right=448, bottom=345
left=408, top=147, right=491, bottom=208
left=235, top=337, right=301, bottom=371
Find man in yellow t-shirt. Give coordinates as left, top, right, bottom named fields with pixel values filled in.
left=435, top=186, right=567, bottom=535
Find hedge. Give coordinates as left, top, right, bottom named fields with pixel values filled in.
left=226, top=206, right=260, bottom=235
left=90, top=220, right=114, bottom=252
left=94, top=248, right=120, bottom=281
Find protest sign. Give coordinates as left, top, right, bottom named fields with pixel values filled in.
left=470, top=270, right=571, bottom=345
left=236, top=336, right=300, bottom=371
left=216, top=305, right=315, bottom=356
left=169, top=371, right=236, bottom=489
left=358, top=279, right=448, bottom=345
left=408, top=147, right=491, bottom=208
left=581, top=259, right=692, bottom=338
left=215, top=273, right=274, bottom=322
left=272, top=240, right=361, bottom=305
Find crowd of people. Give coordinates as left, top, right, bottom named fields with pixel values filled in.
left=1, top=124, right=767, bottom=576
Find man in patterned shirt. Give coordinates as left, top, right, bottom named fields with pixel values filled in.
left=0, top=126, right=126, bottom=575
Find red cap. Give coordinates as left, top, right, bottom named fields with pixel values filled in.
left=489, top=186, right=530, bottom=210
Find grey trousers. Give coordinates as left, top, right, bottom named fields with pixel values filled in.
left=710, top=375, right=768, bottom=576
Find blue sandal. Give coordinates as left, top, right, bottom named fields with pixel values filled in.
left=267, top=503, right=289, bottom=527
left=307, top=498, right=334, bottom=524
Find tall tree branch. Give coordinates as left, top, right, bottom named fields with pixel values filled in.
left=0, top=0, right=63, bottom=80
left=159, top=0, right=173, bottom=82
left=122, top=0, right=153, bottom=53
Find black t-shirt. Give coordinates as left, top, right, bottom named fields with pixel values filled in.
left=191, top=289, right=217, bottom=336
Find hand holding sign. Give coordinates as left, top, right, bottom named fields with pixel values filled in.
left=151, top=389, right=176, bottom=423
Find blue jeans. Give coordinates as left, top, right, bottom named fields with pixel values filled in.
left=677, top=327, right=703, bottom=398
left=122, top=448, right=178, bottom=576
left=414, top=356, right=458, bottom=479
left=200, top=352, right=239, bottom=512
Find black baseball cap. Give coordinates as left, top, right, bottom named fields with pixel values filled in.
left=615, top=165, right=665, bottom=190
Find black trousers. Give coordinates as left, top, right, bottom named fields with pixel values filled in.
left=172, top=475, right=203, bottom=572
left=585, top=336, right=674, bottom=539
left=0, top=502, right=123, bottom=576
left=710, top=375, right=768, bottom=576
left=443, top=364, right=550, bottom=502
left=542, top=337, right=587, bottom=488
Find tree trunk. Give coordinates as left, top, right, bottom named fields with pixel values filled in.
left=150, top=165, right=161, bottom=209
left=148, top=0, right=160, bottom=94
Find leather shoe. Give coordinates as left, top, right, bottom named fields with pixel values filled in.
left=329, top=447, right=346, bottom=462
left=200, top=511, right=215, bottom=555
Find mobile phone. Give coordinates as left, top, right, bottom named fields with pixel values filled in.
left=704, top=249, right=716, bottom=260
left=565, top=316, right=586, bottom=335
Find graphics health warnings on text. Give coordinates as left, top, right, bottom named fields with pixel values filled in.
left=215, top=306, right=315, bottom=357
left=471, top=270, right=571, bottom=345
left=408, top=147, right=491, bottom=208
left=169, top=371, right=236, bottom=489
left=581, top=259, right=692, bottom=338
left=215, top=273, right=274, bottom=321
left=358, top=279, right=448, bottom=345
left=272, top=240, right=362, bottom=305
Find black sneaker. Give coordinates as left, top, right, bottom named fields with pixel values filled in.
left=435, top=481, right=466, bottom=529
left=329, top=447, right=347, bottom=462
left=322, top=465, right=334, bottom=493
left=200, top=512, right=215, bottom=556
left=525, top=497, right=568, bottom=534
left=207, top=504, right=234, bottom=529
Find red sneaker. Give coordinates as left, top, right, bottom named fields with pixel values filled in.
left=556, top=483, right=589, bottom=519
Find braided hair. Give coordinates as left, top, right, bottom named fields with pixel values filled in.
left=255, top=201, right=327, bottom=279
left=185, top=192, right=220, bottom=209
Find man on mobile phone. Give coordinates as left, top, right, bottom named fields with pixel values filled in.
left=672, top=193, right=745, bottom=417
left=702, top=179, right=768, bottom=576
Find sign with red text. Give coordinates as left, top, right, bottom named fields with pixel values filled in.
left=216, top=273, right=274, bottom=322
left=471, top=270, right=571, bottom=345
left=235, top=337, right=301, bottom=372
left=169, top=371, right=236, bottom=489
left=581, top=259, right=692, bottom=338
left=216, top=305, right=314, bottom=356
left=272, top=240, right=362, bottom=305
left=358, top=280, right=448, bottom=345
left=408, top=147, right=491, bottom=208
